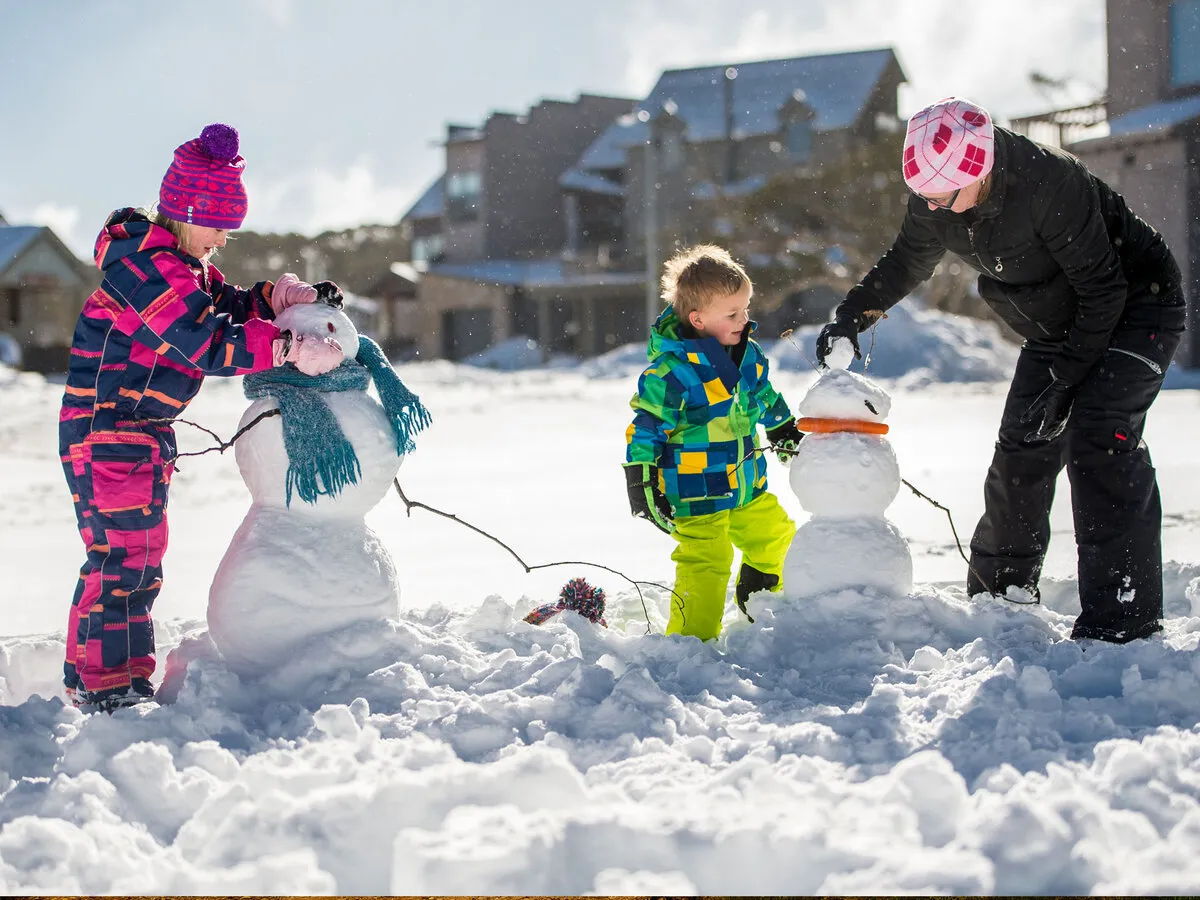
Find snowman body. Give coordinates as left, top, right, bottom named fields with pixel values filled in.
left=208, top=304, right=403, bottom=675
left=782, top=363, right=913, bottom=600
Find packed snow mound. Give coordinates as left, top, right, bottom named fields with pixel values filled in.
left=575, top=305, right=1021, bottom=382
left=789, top=431, right=901, bottom=516
left=769, top=302, right=1021, bottom=383
left=4, top=572, right=1200, bottom=893
left=0, top=332, right=22, bottom=369
left=579, top=342, right=652, bottom=379
left=463, top=338, right=579, bottom=371
left=796, top=367, right=892, bottom=421
left=464, top=337, right=544, bottom=370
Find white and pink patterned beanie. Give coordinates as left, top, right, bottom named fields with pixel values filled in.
left=902, top=97, right=995, bottom=194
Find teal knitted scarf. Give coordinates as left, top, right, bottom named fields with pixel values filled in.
left=243, top=335, right=432, bottom=506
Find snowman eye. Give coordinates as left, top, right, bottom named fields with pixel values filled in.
left=327, top=322, right=336, bottom=333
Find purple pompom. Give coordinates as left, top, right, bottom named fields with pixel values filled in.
left=198, top=123, right=240, bottom=162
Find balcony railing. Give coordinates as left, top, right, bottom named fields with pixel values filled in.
left=1008, top=99, right=1108, bottom=148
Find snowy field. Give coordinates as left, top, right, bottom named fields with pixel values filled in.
left=3, top=308, right=1200, bottom=894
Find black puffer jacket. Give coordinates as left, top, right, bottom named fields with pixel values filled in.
left=838, top=126, right=1184, bottom=385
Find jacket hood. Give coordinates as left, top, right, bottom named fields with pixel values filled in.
left=647, top=305, right=757, bottom=364
left=92, top=207, right=181, bottom=271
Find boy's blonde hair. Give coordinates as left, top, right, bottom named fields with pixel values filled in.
left=661, top=244, right=751, bottom=321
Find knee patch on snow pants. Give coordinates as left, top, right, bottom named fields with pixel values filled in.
left=667, top=492, right=795, bottom=640
left=62, top=429, right=173, bottom=695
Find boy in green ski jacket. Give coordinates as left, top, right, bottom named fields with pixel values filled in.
left=624, top=245, right=804, bottom=640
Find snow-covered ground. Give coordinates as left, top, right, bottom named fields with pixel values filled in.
left=2, top=307, right=1200, bottom=894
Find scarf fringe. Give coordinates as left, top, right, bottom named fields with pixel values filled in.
left=284, top=436, right=362, bottom=507
left=356, top=335, right=433, bottom=454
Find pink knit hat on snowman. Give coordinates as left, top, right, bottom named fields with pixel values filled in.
left=158, top=123, right=249, bottom=229
left=902, top=98, right=995, bottom=195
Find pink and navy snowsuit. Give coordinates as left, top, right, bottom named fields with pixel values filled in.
left=58, top=208, right=280, bottom=702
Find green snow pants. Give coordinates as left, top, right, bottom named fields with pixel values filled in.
left=666, top=491, right=795, bottom=640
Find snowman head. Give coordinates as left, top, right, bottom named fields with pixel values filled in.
left=274, top=302, right=360, bottom=362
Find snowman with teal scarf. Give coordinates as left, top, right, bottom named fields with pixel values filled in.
left=207, top=298, right=431, bottom=676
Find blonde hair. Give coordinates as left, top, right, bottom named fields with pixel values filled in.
left=148, top=207, right=190, bottom=247
left=147, top=207, right=223, bottom=258
left=660, top=244, right=750, bottom=321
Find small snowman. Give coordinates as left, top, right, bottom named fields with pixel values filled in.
left=207, top=300, right=431, bottom=676
left=781, top=338, right=912, bottom=600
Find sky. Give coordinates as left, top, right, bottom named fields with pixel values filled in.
left=0, top=0, right=1107, bottom=258
left=3, top=307, right=1200, bottom=892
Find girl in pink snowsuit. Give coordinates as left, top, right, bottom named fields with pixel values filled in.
left=58, top=123, right=343, bottom=711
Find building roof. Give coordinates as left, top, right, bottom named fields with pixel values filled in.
left=402, top=175, right=444, bottom=221
left=566, top=47, right=901, bottom=186
left=0, top=226, right=45, bottom=272
left=1105, top=93, right=1200, bottom=137
left=426, top=258, right=644, bottom=289
left=1069, top=94, right=1200, bottom=150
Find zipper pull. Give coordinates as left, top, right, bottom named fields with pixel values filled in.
left=994, top=257, right=1004, bottom=273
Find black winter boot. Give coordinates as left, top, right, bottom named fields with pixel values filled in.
left=735, top=563, right=780, bottom=623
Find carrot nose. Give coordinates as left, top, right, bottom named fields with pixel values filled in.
left=796, top=416, right=889, bottom=435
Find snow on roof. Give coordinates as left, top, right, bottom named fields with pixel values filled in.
left=402, top=175, right=444, bottom=221
left=1104, top=93, right=1200, bottom=137
left=388, top=261, right=422, bottom=283
left=426, top=258, right=644, bottom=289
left=690, top=174, right=767, bottom=200
left=0, top=226, right=43, bottom=272
left=574, top=48, right=899, bottom=176
left=558, top=168, right=624, bottom=197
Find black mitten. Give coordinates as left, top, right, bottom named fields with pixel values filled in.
left=815, top=314, right=862, bottom=366
left=624, top=463, right=674, bottom=534
left=313, top=281, right=344, bottom=308
left=765, top=418, right=805, bottom=463
left=1021, top=377, right=1075, bottom=442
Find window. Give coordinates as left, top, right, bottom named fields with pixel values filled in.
left=1171, top=0, right=1200, bottom=87
left=786, top=120, right=812, bottom=164
left=445, top=170, right=481, bottom=223
left=412, top=234, right=445, bottom=266
left=660, top=129, right=684, bottom=171
left=1, top=289, right=18, bottom=326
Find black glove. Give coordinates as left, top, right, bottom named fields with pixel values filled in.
left=624, top=463, right=674, bottom=534
left=313, top=281, right=344, bottom=308
left=815, top=314, right=861, bottom=366
left=765, top=418, right=805, bottom=464
left=1021, top=377, right=1075, bottom=441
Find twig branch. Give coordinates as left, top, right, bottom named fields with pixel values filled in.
left=900, top=477, right=1031, bottom=604
left=151, top=410, right=281, bottom=461
left=393, top=479, right=681, bottom=633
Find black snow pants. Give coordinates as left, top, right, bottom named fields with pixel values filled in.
left=967, top=305, right=1184, bottom=642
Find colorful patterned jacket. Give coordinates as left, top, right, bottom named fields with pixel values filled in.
left=59, top=208, right=281, bottom=445
left=625, top=307, right=793, bottom=517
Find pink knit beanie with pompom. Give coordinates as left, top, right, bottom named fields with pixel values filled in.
left=159, top=123, right=248, bottom=228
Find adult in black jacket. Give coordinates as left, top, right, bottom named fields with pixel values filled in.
left=816, top=97, right=1185, bottom=643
